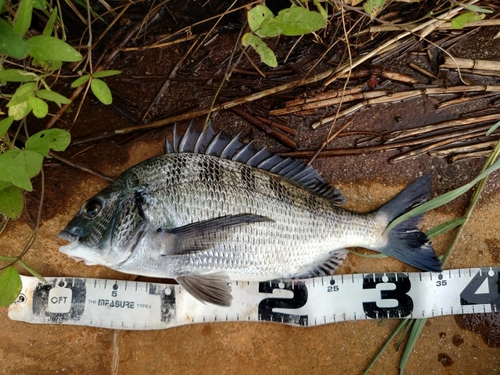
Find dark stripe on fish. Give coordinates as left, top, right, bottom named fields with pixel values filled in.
left=268, top=175, right=292, bottom=204
left=198, top=157, right=222, bottom=183
left=240, top=164, right=257, bottom=192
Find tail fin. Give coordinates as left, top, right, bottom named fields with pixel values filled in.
left=377, top=175, right=442, bottom=272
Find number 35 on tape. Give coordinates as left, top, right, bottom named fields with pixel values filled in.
left=8, top=267, right=500, bottom=330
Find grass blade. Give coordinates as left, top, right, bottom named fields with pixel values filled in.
left=387, top=157, right=500, bottom=232
left=425, top=217, right=466, bottom=240
left=363, top=320, right=410, bottom=375
left=399, top=319, right=426, bottom=374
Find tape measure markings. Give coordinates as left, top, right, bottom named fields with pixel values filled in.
left=7, top=267, right=500, bottom=330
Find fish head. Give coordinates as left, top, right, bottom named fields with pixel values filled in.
left=58, top=179, right=141, bottom=267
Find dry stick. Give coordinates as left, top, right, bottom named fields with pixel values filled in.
left=67, top=1, right=479, bottom=142
left=48, top=151, right=114, bottom=181
left=323, top=0, right=478, bottom=87
left=280, top=123, right=496, bottom=159
left=459, top=69, right=500, bottom=78
left=308, top=4, right=354, bottom=167
left=122, top=34, right=201, bottom=52
left=272, top=90, right=388, bottom=116
left=385, top=113, right=500, bottom=142
left=141, top=38, right=200, bottom=123
left=71, top=65, right=341, bottom=144
left=449, top=150, right=492, bottom=163
left=130, top=0, right=262, bottom=50
left=254, top=116, right=296, bottom=136
left=311, top=86, right=500, bottom=129
left=284, top=86, right=364, bottom=107
left=389, top=125, right=496, bottom=163
left=439, top=19, right=500, bottom=29
left=441, top=57, right=500, bottom=71
left=409, top=62, right=437, bottom=79
left=45, top=13, right=153, bottom=129
left=429, top=139, right=499, bottom=158
left=229, top=107, right=297, bottom=149
left=308, top=119, right=354, bottom=162
left=334, top=67, right=418, bottom=84
left=437, top=93, right=500, bottom=110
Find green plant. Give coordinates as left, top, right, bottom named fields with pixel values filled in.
left=364, top=121, right=500, bottom=374
left=0, top=0, right=117, bottom=306
left=242, top=3, right=327, bottom=67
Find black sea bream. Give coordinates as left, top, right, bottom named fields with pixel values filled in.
left=59, top=123, right=442, bottom=306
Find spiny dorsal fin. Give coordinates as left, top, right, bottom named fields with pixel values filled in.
left=165, top=121, right=346, bottom=205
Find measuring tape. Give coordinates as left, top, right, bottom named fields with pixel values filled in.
left=8, top=267, right=500, bottom=330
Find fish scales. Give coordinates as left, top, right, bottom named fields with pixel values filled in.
left=59, top=122, right=442, bottom=306
left=128, top=154, right=374, bottom=275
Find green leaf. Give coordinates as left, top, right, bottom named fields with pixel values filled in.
left=92, top=70, right=122, bottom=78
left=27, top=35, right=83, bottom=62
left=7, top=91, right=34, bottom=108
left=242, top=33, right=278, bottom=68
left=43, top=6, right=58, bottom=36
left=426, top=217, right=466, bottom=240
left=0, top=266, right=22, bottom=307
left=387, top=157, right=500, bottom=232
left=0, top=19, right=29, bottom=59
left=463, top=4, right=493, bottom=13
left=27, top=96, right=48, bottom=118
left=256, top=16, right=282, bottom=38
left=0, top=151, right=33, bottom=191
left=0, top=117, right=14, bottom=137
left=0, top=69, right=38, bottom=83
left=71, top=74, right=91, bottom=88
left=8, top=100, right=32, bottom=121
left=11, top=82, right=37, bottom=99
left=0, top=185, right=24, bottom=219
left=363, top=0, right=386, bottom=20
left=247, top=5, right=274, bottom=32
left=32, top=0, right=46, bottom=10
left=451, top=12, right=485, bottom=29
left=7, top=83, right=36, bottom=120
left=36, top=89, right=71, bottom=106
left=25, top=128, right=71, bottom=157
left=13, top=0, right=33, bottom=37
left=15, top=150, right=43, bottom=178
left=91, top=78, right=112, bottom=104
left=274, top=7, right=327, bottom=36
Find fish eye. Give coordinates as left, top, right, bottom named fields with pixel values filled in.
left=84, top=200, right=102, bottom=218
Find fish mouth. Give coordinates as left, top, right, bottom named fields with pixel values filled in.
left=58, top=230, right=80, bottom=243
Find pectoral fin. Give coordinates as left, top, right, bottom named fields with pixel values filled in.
left=156, top=213, right=273, bottom=254
left=177, top=273, right=232, bottom=306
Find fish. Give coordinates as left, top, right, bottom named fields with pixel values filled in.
left=58, top=122, right=442, bottom=306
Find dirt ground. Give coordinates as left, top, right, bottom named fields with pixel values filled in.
left=1, top=1, right=500, bottom=374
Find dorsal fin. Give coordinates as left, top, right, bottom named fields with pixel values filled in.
left=165, top=121, right=346, bottom=205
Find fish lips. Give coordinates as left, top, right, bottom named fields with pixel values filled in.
left=58, top=230, right=80, bottom=243
left=58, top=230, right=99, bottom=265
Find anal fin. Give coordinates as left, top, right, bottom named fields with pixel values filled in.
left=177, top=273, right=232, bottom=307
left=295, top=249, right=348, bottom=278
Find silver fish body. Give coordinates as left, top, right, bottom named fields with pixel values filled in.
left=59, top=124, right=441, bottom=306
